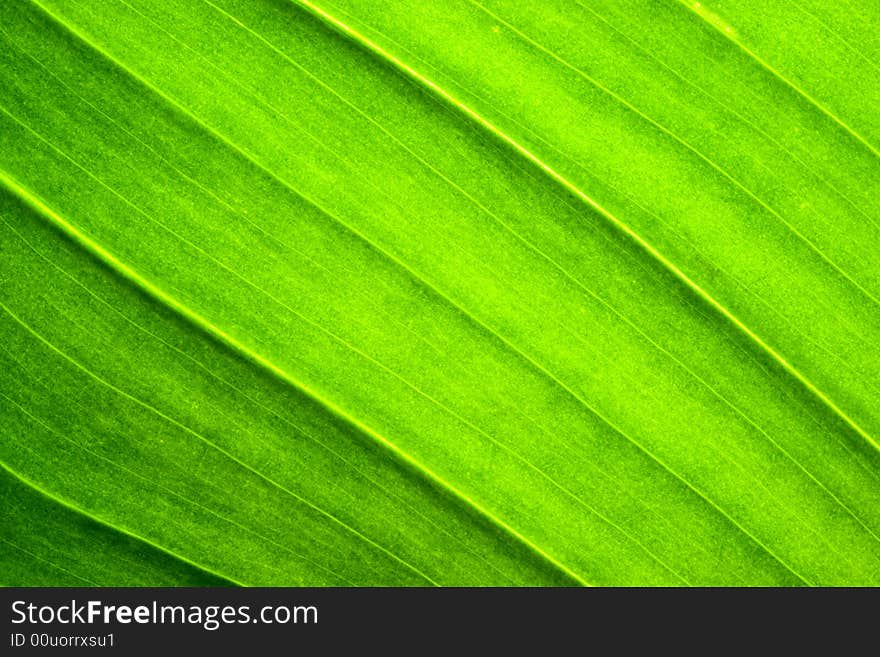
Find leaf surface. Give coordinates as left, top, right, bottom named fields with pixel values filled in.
left=1, top=0, right=878, bottom=585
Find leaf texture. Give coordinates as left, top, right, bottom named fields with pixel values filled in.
left=1, top=0, right=878, bottom=586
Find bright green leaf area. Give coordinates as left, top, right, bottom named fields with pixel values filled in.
left=1, top=0, right=878, bottom=586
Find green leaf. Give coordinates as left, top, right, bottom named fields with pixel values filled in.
left=1, top=0, right=878, bottom=586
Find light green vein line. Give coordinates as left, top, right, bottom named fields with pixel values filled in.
left=467, top=0, right=880, bottom=309
left=0, top=319, right=410, bottom=587
left=0, top=27, right=315, bottom=253
left=673, top=0, right=880, bottom=159
left=792, top=3, right=880, bottom=73
left=0, top=460, right=243, bottom=586
left=1, top=216, right=519, bottom=586
left=0, top=385, right=359, bottom=586
left=0, top=111, right=734, bottom=584
left=462, top=96, right=880, bottom=400
left=0, top=537, right=100, bottom=586
left=10, top=0, right=860, bottom=584
left=0, top=170, right=588, bottom=587
left=1, top=334, right=363, bottom=587
left=289, top=0, right=879, bottom=457
left=216, top=3, right=865, bottom=572
left=569, top=0, right=878, bottom=228
left=0, top=26, right=336, bottom=280
left=316, top=10, right=880, bottom=370
left=0, top=292, right=436, bottom=587
left=222, top=0, right=880, bottom=376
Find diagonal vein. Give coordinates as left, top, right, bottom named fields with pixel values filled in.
left=5, top=0, right=872, bottom=584
left=672, top=0, right=880, bottom=159
left=0, top=298, right=437, bottom=586
left=1, top=215, right=521, bottom=586
left=0, top=461, right=243, bottom=586
left=4, top=89, right=753, bottom=585
left=101, top=0, right=880, bottom=397
left=0, top=536, right=100, bottom=586
left=0, top=379, right=378, bottom=585
left=3, top=97, right=623, bottom=580
left=300, top=10, right=880, bottom=370
left=2, top=105, right=782, bottom=584
left=0, top=170, right=588, bottom=586
left=570, top=0, right=878, bottom=228
left=465, top=0, right=880, bottom=298
left=791, top=3, right=880, bottom=73
left=468, top=0, right=880, bottom=306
